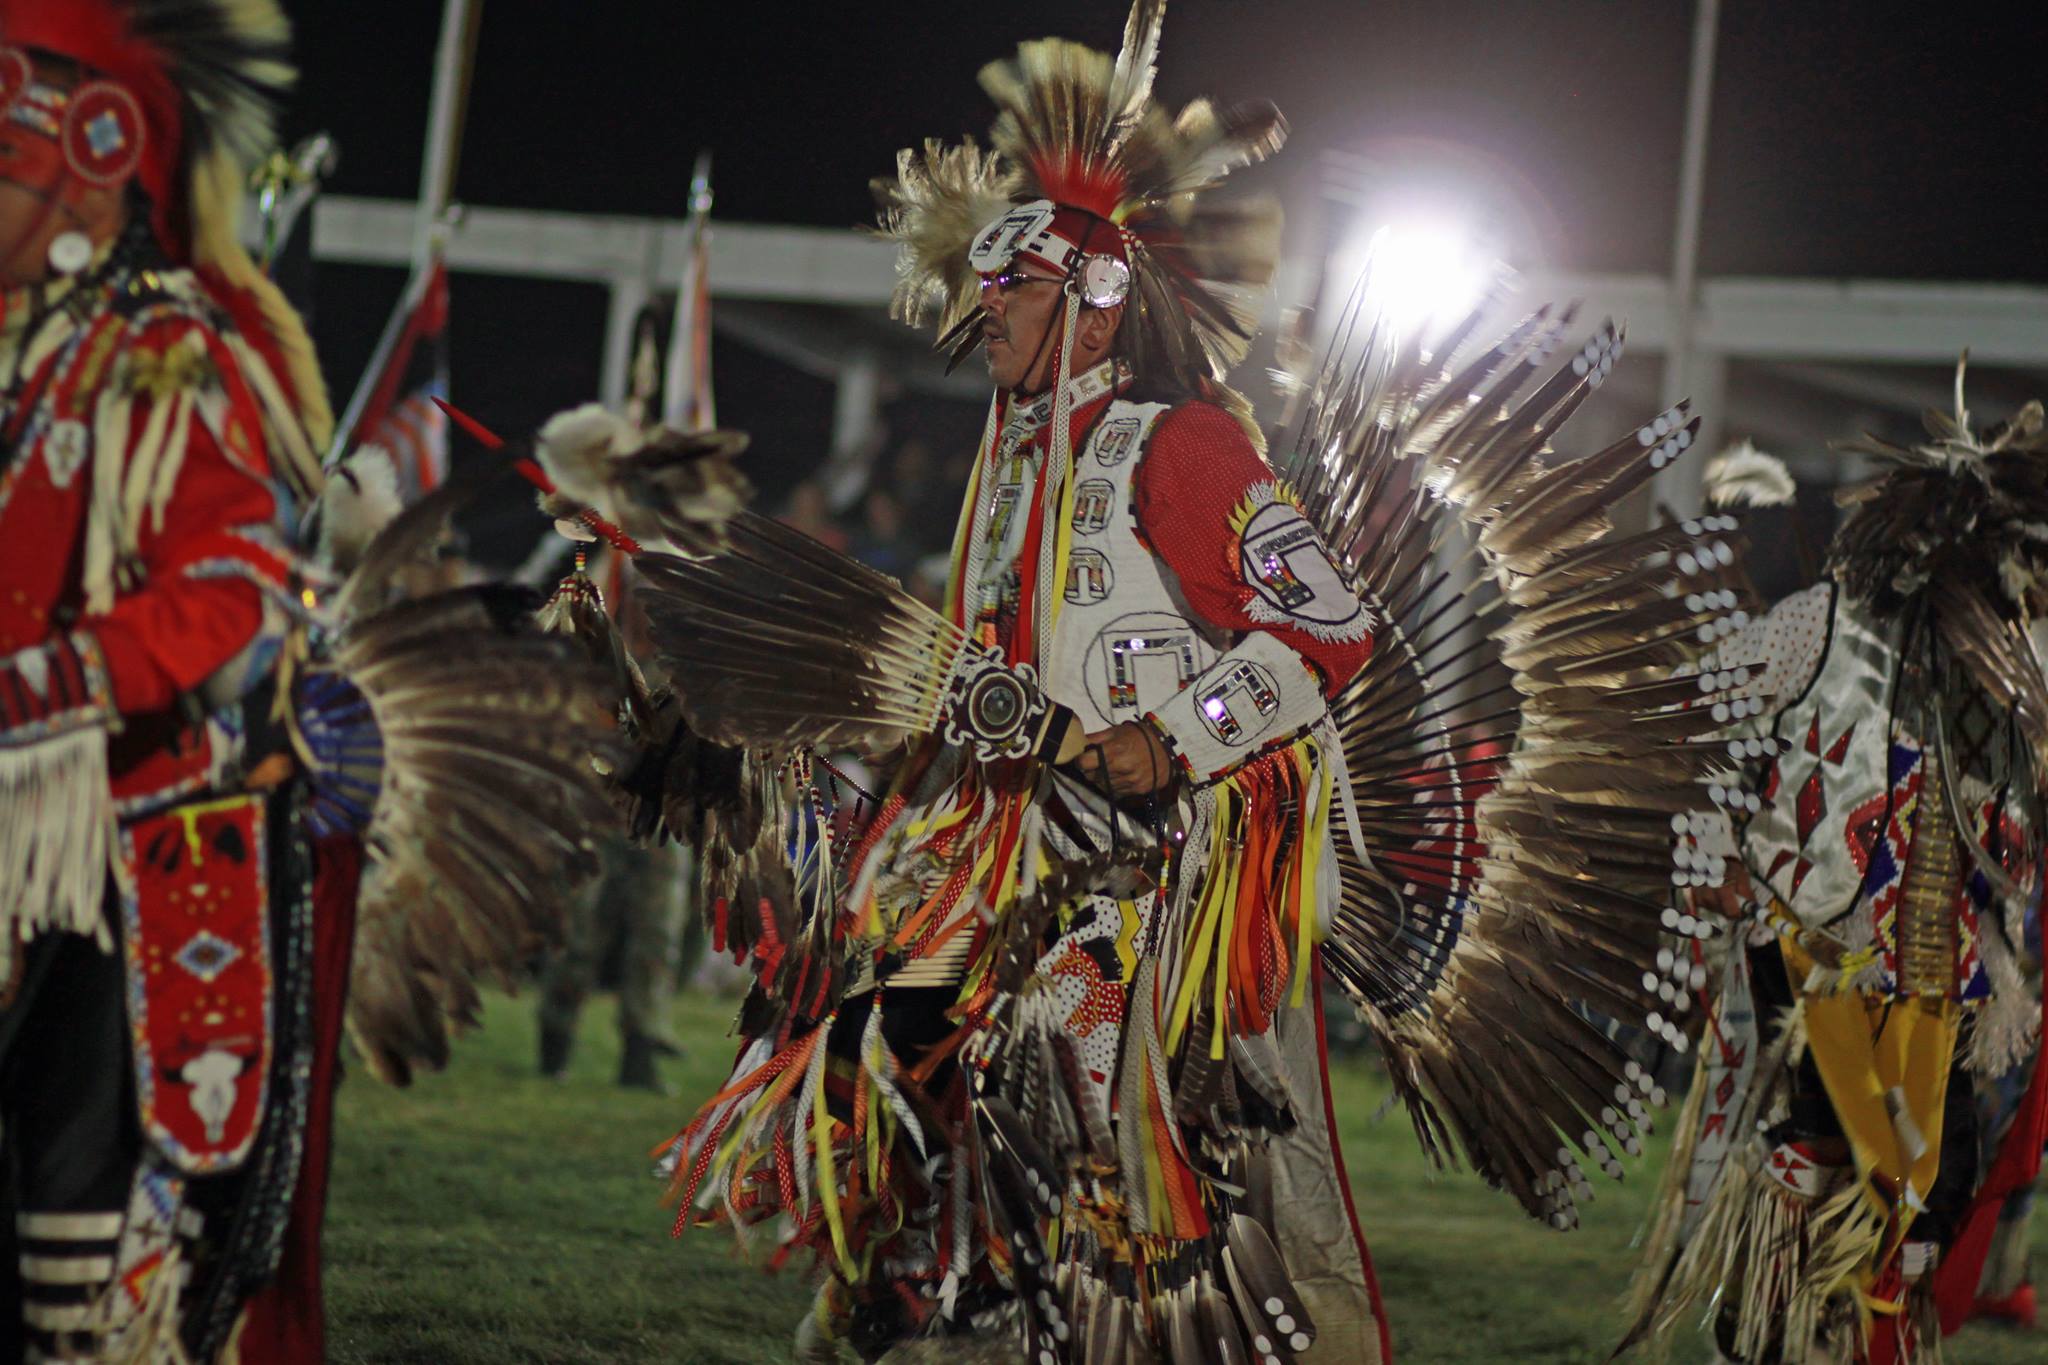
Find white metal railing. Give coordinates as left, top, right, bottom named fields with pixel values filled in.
left=301, top=193, right=2048, bottom=515
left=307, top=195, right=2048, bottom=366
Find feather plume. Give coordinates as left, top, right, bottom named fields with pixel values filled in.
left=871, top=139, right=1017, bottom=335
left=312, top=446, right=402, bottom=573
left=980, top=36, right=1126, bottom=217
left=115, top=0, right=295, bottom=169
left=1703, top=439, right=1796, bottom=508
left=107, top=0, right=336, bottom=451
left=1828, top=358, right=2048, bottom=622
left=535, top=404, right=636, bottom=507
left=1107, top=0, right=1166, bottom=128
left=534, top=403, right=753, bottom=558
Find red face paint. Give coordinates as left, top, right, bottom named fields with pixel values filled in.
left=0, top=45, right=148, bottom=279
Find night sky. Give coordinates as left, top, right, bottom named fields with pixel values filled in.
left=280, top=1, right=2048, bottom=563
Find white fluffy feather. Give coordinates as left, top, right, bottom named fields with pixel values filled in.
left=316, top=447, right=404, bottom=571
left=1703, top=440, right=1796, bottom=508
left=536, top=403, right=639, bottom=511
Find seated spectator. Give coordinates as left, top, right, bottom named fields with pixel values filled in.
left=779, top=479, right=850, bottom=552
left=852, top=487, right=917, bottom=581
left=888, top=439, right=956, bottom=556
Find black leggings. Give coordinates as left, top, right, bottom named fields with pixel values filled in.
left=0, top=923, right=138, bottom=1364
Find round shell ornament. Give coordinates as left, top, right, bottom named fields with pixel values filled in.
left=62, top=82, right=146, bottom=188
left=0, top=48, right=30, bottom=124
left=1077, top=253, right=1132, bottom=308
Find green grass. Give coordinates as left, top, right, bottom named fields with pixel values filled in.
left=328, top=992, right=2047, bottom=1363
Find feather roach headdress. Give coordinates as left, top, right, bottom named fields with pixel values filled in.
left=1830, top=357, right=2048, bottom=618
left=873, top=0, right=1285, bottom=403
left=0, top=0, right=332, bottom=449
left=1824, top=359, right=2048, bottom=754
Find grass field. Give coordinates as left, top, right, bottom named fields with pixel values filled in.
left=327, top=990, right=2048, bottom=1363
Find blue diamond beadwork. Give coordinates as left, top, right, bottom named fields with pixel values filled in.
left=175, top=931, right=242, bottom=983
left=86, top=110, right=126, bottom=158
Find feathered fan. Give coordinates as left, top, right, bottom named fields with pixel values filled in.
left=436, top=397, right=868, bottom=1033
left=1286, top=275, right=1763, bottom=1226
left=635, top=514, right=973, bottom=753
left=631, top=514, right=1150, bottom=1033
left=295, top=467, right=626, bottom=1084
left=635, top=512, right=1082, bottom=766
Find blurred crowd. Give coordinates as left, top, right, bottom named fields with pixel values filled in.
left=776, top=439, right=973, bottom=605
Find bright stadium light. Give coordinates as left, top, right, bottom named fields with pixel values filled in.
left=1353, top=221, right=1489, bottom=333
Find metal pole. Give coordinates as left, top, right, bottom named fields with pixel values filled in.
left=328, top=0, right=478, bottom=461
left=664, top=151, right=715, bottom=431
left=600, top=272, right=650, bottom=410
left=822, top=348, right=883, bottom=513
left=412, top=0, right=478, bottom=276
left=1652, top=0, right=1721, bottom=519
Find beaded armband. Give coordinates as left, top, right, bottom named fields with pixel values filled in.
left=0, top=631, right=115, bottom=745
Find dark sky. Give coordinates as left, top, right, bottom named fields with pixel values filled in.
left=278, top=0, right=2048, bottom=561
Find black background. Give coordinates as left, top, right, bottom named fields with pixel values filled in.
left=279, top=1, right=2048, bottom=563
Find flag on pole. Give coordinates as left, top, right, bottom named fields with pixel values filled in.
left=327, top=0, right=475, bottom=477
left=662, top=152, right=715, bottom=434
left=349, top=257, right=451, bottom=499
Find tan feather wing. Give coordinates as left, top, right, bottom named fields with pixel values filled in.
left=316, top=481, right=626, bottom=1084
left=1285, top=273, right=1757, bottom=1227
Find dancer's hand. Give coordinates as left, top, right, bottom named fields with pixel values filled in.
left=1077, top=721, right=1174, bottom=797
left=1691, top=858, right=1756, bottom=921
